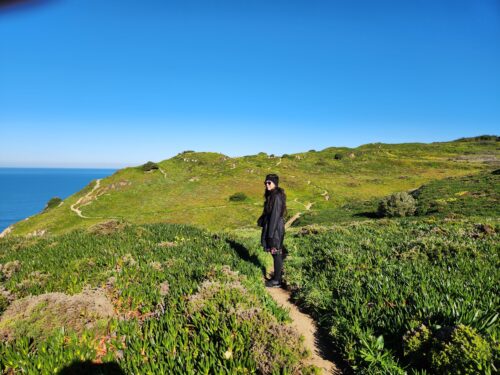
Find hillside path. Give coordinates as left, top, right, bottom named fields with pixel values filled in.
left=285, top=199, right=314, bottom=228
left=265, top=276, right=339, bottom=374
left=158, top=167, right=168, bottom=179
left=70, top=179, right=102, bottom=218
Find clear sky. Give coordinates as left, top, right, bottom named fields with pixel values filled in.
left=1, top=0, right=499, bottom=168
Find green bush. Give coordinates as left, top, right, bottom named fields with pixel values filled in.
left=404, top=323, right=494, bottom=374
left=377, top=192, right=416, bottom=217
left=44, top=197, right=62, bottom=210
left=430, top=324, right=492, bottom=374
left=141, top=161, right=159, bottom=171
left=334, top=153, right=343, bottom=160
left=403, top=323, right=432, bottom=362
left=229, top=192, right=248, bottom=202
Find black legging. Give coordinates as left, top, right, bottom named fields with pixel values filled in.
left=272, top=252, right=283, bottom=282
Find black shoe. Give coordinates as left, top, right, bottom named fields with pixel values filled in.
left=265, top=279, right=282, bottom=288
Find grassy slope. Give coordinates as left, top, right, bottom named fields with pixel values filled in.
left=0, top=223, right=315, bottom=373
left=228, top=163, right=500, bottom=373
left=295, top=168, right=500, bottom=225
left=7, top=138, right=499, bottom=237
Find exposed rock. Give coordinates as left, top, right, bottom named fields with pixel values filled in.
left=0, top=225, right=13, bottom=238
left=26, top=229, right=47, bottom=238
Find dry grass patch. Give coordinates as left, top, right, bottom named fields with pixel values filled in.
left=0, top=287, right=115, bottom=342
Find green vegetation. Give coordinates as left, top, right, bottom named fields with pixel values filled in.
left=141, top=161, right=159, bottom=171
left=44, top=197, right=62, bottom=211
left=412, top=170, right=500, bottom=218
left=295, top=169, right=500, bottom=225
left=229, top=192, right=248, bottom=202
left=281, top=218, right=499, bottom=373
left=0, top=223, right=314, bottom=373
left=0, top=136, right=498, bottom=373
left=377, top=192, right=417, bottom=218
left=404, top=323, right=494, bottom=374
left=5, top=138, right=498, bottom=237
left=453, top=135, right=499, bottom=142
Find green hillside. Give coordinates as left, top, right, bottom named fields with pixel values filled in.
left=294, top=168, right=500, bottom=225
left=3, top=137, right=499, bottom=237
left=0, top=136, right=498, bottom=373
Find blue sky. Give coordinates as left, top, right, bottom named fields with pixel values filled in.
left=0, top=0, right=499, bottom=168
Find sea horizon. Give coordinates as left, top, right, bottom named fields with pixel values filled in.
left=0, top=167, right=118, bottom=232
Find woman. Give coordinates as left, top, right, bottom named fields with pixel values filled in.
left=257, top=173, right=288, bottom=287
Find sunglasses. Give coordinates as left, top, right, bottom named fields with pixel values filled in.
left=264, top=181, right=273, bottom=185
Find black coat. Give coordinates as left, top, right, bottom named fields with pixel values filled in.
left=257, top=191, right=285, bottom=250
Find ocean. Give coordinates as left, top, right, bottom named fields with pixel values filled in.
left=0, top=168, right=118, bottom=233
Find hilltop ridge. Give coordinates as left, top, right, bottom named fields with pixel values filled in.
left=2, top=136, right=498, bottom=237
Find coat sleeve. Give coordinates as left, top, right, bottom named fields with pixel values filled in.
left=267, top=194, right=283, bottom=243
left=257, top=209, right=266, bottom=227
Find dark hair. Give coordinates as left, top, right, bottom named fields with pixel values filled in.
left=263, top=185, right=288, bottom=218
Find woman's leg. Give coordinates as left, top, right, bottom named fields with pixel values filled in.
left=272, top=251, right=283, bottom=283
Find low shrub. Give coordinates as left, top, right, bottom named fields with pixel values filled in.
left=44, top=197, right=62, bottom=210
left=229, top=192, right=248, bottom=202
left=378, top=192, right=416, bottom=217
left=430, top=324, right=493, bottom=374
left=141, top=161, right=159, bottom=171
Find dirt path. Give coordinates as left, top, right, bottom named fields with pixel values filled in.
left=158, top=167, right=168, bottom=179
left=265, top=276, right=339, bottom=374
left=285, top=199, right=314, bottom=228
left=70, top=179, right=102, bottom=219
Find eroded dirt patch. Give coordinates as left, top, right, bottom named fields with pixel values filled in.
left=0, top=287, right=115, bottom=341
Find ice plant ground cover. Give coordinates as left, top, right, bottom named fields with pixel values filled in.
left=0, top=223, right=317, bottom=374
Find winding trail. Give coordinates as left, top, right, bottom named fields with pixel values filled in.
left=158, top=167, right=168, bottom=179
left=265, top=275, right=339, bottom=374
left=70, top=179, right=102, bottom=219
left=285, top=199, right=314, bottom=228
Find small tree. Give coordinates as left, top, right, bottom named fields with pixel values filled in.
left=229, top=192, right=248, bottom=202
left=378, top=192, right=416, bottom=217
left=334, top=153, right=343, bottom=160
left=142, top=161, right=159, bottom=171
left=44, top=197, right=62, bottom=210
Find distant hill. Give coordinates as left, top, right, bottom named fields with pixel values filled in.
left=295, top=168, right=499, bottom=225
left=3, top=136, right=499, bottom=237
left=452, top=134, right=499, bottom=142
